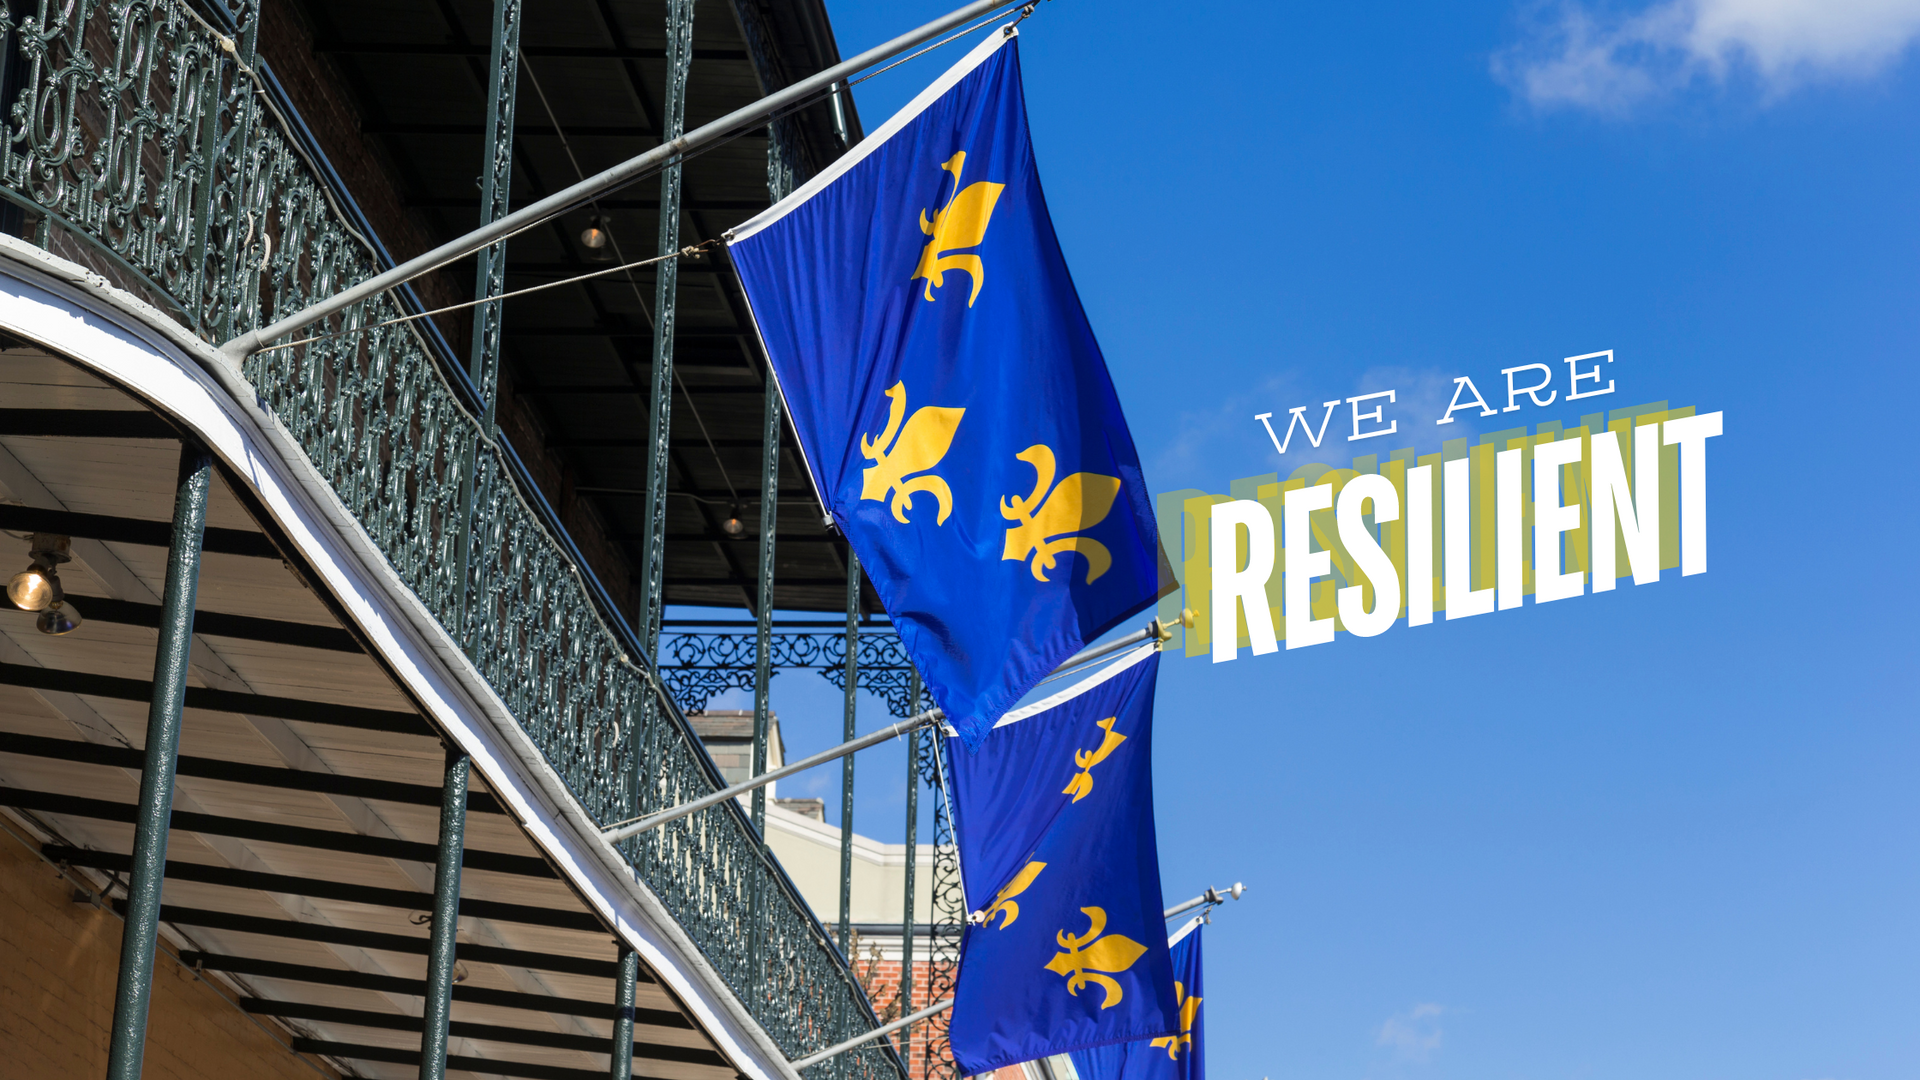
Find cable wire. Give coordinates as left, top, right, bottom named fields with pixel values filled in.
left=520, top=51, right=743, bottom=505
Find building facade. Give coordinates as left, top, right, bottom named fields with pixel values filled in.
left=691, top=710, right=956, bottom=1080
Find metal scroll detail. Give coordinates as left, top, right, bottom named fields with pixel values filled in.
left=0, top=6, right=902, bottom=1079
left=641, top=0, right=696, bottom=659
left=730, top=0, right=804, bottom=201
left=918, top=726, right=964, bottom=1080
left=467, top=0, right=521, bottom=426
left=0, top=0, right=251, bottom=334
left=662, top=631, right=921, bottom=718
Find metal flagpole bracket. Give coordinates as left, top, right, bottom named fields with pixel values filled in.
left=600, top=707, right=942, bottom=844
left=790, top=999, right=955, bottom=1071
left=598, top=620, right=1164, bottom=844
left=1164, top=881, right=1247, bottom=921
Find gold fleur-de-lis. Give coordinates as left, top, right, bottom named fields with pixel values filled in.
left=1061, top=717, right=1126, bottom=803
left=860, top=381, right=964, bottom=524
left=911, top=151, right=1005, bottom=306
left=1149, top=981, right=1201, bottom=1060
left=975, top=860, right=1046, bottom=929
left=1042, top=906, right=1149, bottom=1009
left=1001, top=444, right=1123, bottom=583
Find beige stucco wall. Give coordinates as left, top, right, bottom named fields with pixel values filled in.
left=765, top=803, right=937, bottom=927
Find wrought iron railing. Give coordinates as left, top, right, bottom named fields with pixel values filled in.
left=0, top=2, right=900, bottom=1076
left=662, top=630, right=922, bottom=718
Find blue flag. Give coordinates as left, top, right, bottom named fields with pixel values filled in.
left=944, top=645, right=1176, bottom=1072
left=727, top=29, right=1159, bottom=748
left=1070, top=922, right=1206, bottom=1080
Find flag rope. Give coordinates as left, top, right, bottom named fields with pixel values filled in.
left=249, top=241, right=720, bottom=355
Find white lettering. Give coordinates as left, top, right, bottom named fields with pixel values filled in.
left=1533, top=438, right=1584, bottom=603
left=1501, top=363, right=1556, bottom=412
left=1437, top=376, right=1497, bottom=425
left=1284, top=484, right=1336, bottom=649
left=1406, top=464, right=1434, bottom=627
left=1347, top=390, right=1398, bottom=442
left=1591, top=424, right=1660, bottom=589
left=1565, top=350, right=1615, bottom=401
left=1336, top=474, right=1402, bottom=638
left=1444, top=457, right=1495, bottom=619
left=1497, top=447, right=1524, bottom=610
left=1254, top=401, right=1340, bottom=456
left=1663, top=412, right=1723, bottom=576
left=1211, top=500, right=1279, bottom=662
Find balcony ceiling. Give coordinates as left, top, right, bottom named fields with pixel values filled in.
left=0, top=346, right=740, bottom=1080
left=283, top=0, right=873, bottom=617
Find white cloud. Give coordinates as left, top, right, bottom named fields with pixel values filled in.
left=1376, top=1003, right=1446, bottom=1063
left=1494, top=0, right=1920, bottom=111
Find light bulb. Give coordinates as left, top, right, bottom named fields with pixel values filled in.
left=8, top=567, right=53, bottom=611
left=580, top=216, right=613, bottom=262
left=722, top=507, right=746, bottom=536
left=36, top=601, right=79, bottom=636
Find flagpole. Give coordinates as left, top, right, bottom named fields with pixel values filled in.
left=791, top=999, right=954, bottom=1071
left=790, top=881, right=1222, bottom=1072
left=599, top=620, right=1169, bottom=844
left=1164, top=882, right=1246, bottom=920
left=219, top=0, right=1035, bottom=360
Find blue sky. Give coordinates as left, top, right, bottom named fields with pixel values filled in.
left=737, top=2, right=1920, bottom=1078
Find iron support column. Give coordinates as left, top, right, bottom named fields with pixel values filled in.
left=898, top=671, right=921, bottom=1059
left=105, top=447, right=213, bottom=1080
left=610, top=944, right=639, bottom=1080
left=837, top=553, right=859, bottom=956
left=747, top=371, right=779, bottom=1001
left=420, top=747, right=471, bottom=1080
left=467, top=0, right=523, bottom=428
left=751, top=373, right=780, bottom=835
left=639, top=0, right=697, bottom=656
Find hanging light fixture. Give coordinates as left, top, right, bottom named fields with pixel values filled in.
left=579, top=214, right=613, bottom=262
left=721, top=505, right=746, bottom=537
left=37, top=602, right=80, bottom=636
left=8, top=534, right=80, bottom=635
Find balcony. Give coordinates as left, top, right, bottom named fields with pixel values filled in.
left=0, top=1, right=919, bottom=1078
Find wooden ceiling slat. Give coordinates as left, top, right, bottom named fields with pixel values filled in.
left=0, top=731, right=505, bottom=814
left=177, top=952, right=681, bottom=1022
left=58, top=594, right=359, bottom=651
left=245, top=999, right=728, bottom=1064
left=0, top=786, right=552, bottom=876
left=109, top=900, right=613, bottom=978
left=46, top=845, right=596, bottom=932
left=0, top=661, right=431, bottom=736
left=0, top=503, right=280, bottom=558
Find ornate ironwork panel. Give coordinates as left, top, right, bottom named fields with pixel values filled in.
left=0, top=6, right=903, bottom=1078
left=730, top=0, right=803, bottom=200
left=641, top=0, right=696, bottom=658
left=466, top=0, right=521, bottom=425
left=661, top=630, right=922, bottom=718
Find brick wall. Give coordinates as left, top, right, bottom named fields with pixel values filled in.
left=854, top=954, right=952, bottom=1080
left=0, top=827, right=338, bottom=1080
